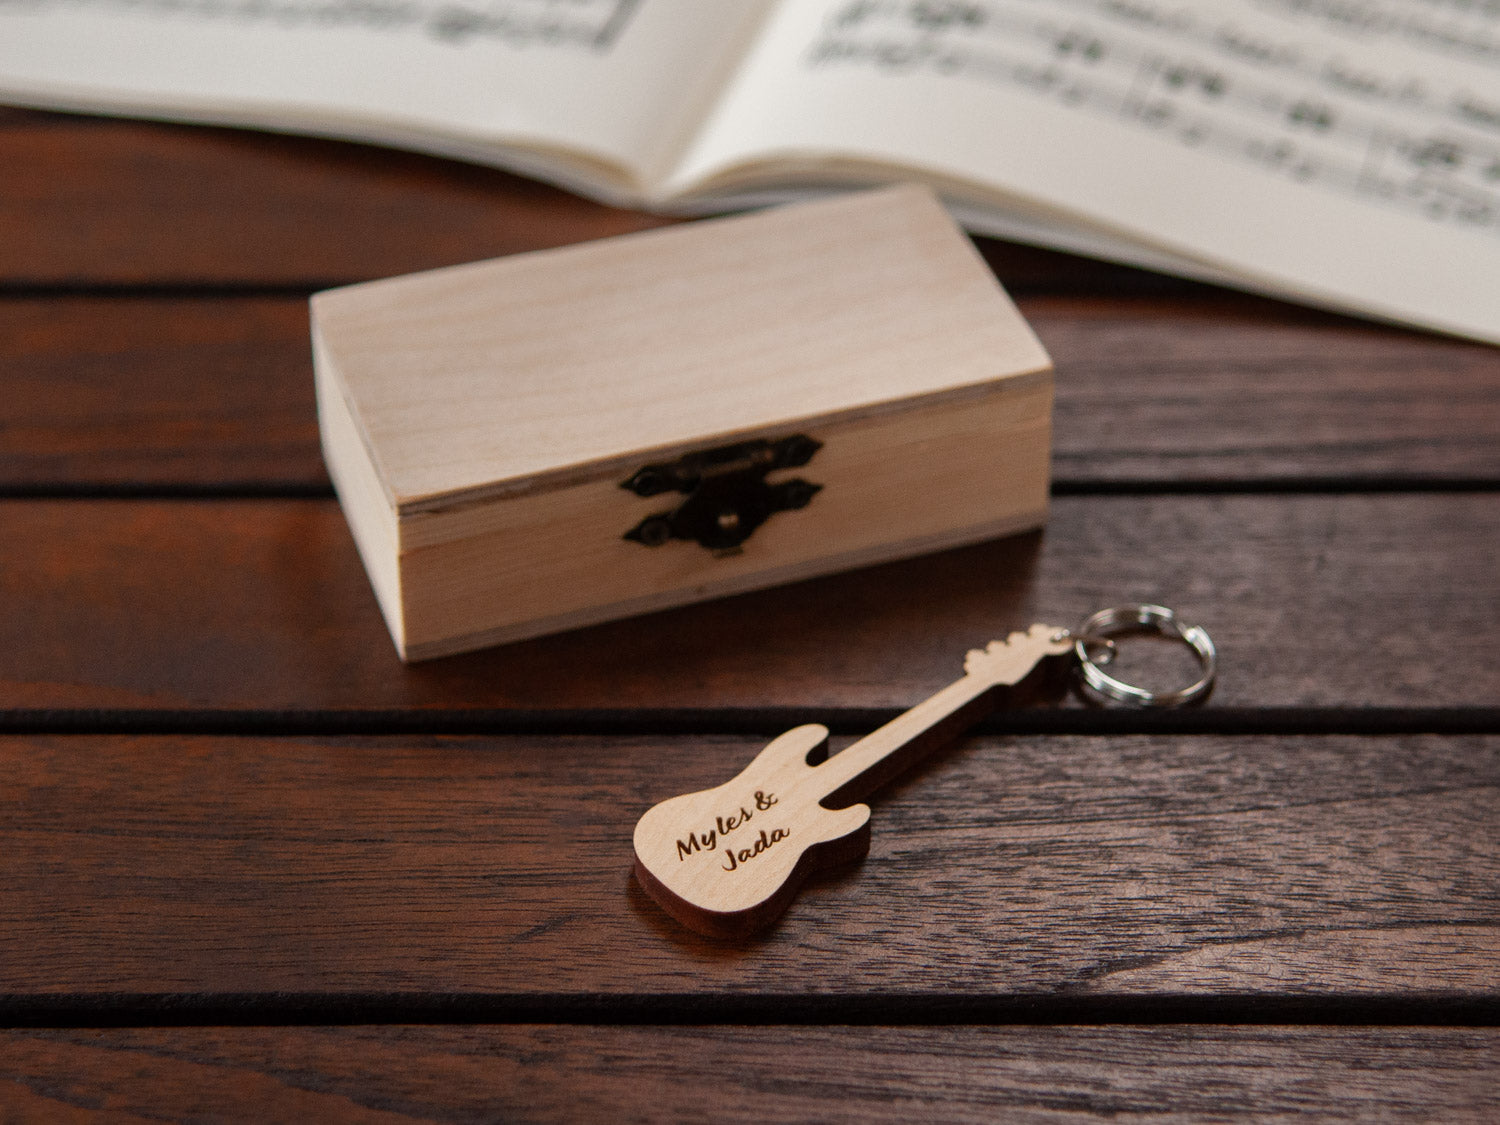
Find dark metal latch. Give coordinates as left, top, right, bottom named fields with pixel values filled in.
left=621, top=435, right=822, bottom=552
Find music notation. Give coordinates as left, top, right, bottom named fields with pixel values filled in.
left=808, top=0, right=1500, bottom=233
left=1251, top=0, right=1500, bottom=68
left=0, top=0, right=642, bottom=50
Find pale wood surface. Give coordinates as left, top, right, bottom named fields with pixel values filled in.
left=315, top=185, right=1048, bottom=502
left=633, top=627, right=1071, bottom=937
left=388, top=383, right=1051, bottom=658
left=315, top=185, right=1053, bottom=658
left=2, top=1027, right=1496, bottom=1123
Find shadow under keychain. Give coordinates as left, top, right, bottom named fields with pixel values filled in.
left=633, top=604, right=1216, bottom=939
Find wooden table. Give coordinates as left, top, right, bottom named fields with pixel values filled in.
left=2, top=107, right=1496, bottom=1120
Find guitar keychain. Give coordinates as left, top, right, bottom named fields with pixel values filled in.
left=633, top=604, right=1216, bottom=938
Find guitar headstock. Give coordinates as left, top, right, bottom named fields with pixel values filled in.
left=963, top=623, right=1072, bottom=685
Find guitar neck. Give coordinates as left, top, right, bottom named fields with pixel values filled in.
left=813, top=672, right=998, bottom=807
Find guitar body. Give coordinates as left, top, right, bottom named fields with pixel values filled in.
left=632, top=625, right=1072, bottom=938
left=633, top=724, right=873, bottom=938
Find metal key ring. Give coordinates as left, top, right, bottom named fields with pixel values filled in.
left=1069, top=604, right=1216, bottom=707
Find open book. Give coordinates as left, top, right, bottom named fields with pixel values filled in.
left=3, top=0, right=1497, bottom=343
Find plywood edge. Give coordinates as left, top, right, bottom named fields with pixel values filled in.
left=394, top=365, right=1053, bottom=519
left=313, top=329, right=405, bottom=654
left=399, top=505, right=1048, bottom=662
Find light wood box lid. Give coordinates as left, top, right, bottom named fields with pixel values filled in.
left=311, top=185, right=1050, bottom=513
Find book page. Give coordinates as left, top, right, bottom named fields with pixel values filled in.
left=0, top=0, right=767, bottom=198
left=667, top=0, right=1500, bottom=343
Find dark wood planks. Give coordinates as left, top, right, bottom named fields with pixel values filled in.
left=0, top=298, right=322, bottom=488
left=1044, top=296, right=1500, bottom=485
left=0, top=111, right=1127, bottom=291
left=0, top=114, right=667, bottom=287
left=1, top=494, right=1495, bottom=713
left=5, top=295, right=1498, bottom=490
left=2, top=110, right=1493, bottom=1118
left=1, top=731, right=1493, bottom=999
left=1, top=1026, right=1495, bottom=1122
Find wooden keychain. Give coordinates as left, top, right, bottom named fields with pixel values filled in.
left=633, top=604, right=1216, bottom=938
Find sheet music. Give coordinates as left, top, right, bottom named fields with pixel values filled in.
left=806, top=0, right=1500, bottom=238
left=3, top=0, right=1496, bottom=338
left=0, top=0, right=643, bottom=51
left=0, top=0, right=758, bottom=190
left=670, top=0, right=1500, bottom=342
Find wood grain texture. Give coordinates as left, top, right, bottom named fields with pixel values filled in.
left=633, top=628, right=1071, bottom=938
left=0, top=115, right=667, bottom=288
left=316, top=185, right=1047, bottom=500
left=0, top=298, right=323, bottom=488
left=1042, top=296, right=1500, bottom=484
left=0, top=112, right=1118, bottom=291
left=5, top=295, right=1498, bottom=490
left=3, top=102, right=1494, bottom=1122
left=0, top=731, right=1493, bottom=997
left=331, top=377, right=1050, bottom=660
left=0, top=494, right=1495, bottom=713
left=315, top=187, right=1052, bottom=657
left=1, top=1026, right=1495, bottom=1123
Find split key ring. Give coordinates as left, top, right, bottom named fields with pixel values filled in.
left=1060, top=603, right=1217, bottom=707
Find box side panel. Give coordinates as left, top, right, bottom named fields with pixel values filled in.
left=313, top=328, right=407, bottom=655
left=396, top=374, right=1052, bottom=659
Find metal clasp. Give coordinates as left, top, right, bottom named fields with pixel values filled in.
left=621, top=435, right=822, bottom=552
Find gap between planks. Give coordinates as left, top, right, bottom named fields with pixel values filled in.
left=3, top=706, right=1499, bottom=738
left=0, top=992, right=1496, bottom=1029
left=5, top=482, right=1500, bottom=501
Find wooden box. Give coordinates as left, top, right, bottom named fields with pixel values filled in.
left=312, top=185, right=1053, bottom=661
